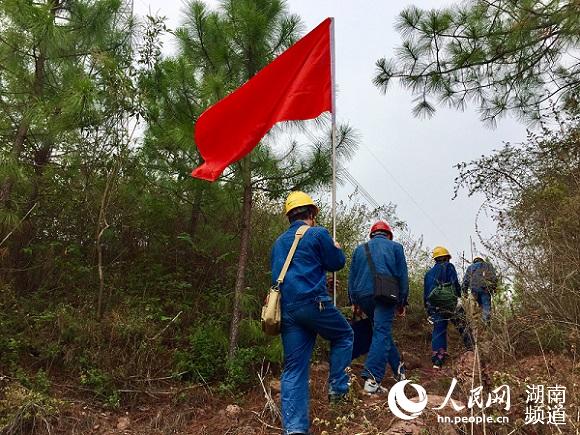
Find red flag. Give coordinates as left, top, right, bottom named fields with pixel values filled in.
left=192, top=18, right=332, bottom=181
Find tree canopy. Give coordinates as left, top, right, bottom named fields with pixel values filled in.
left=374, top=0, right=580, bottom=123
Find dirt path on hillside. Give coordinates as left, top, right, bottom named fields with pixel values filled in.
left=7, top=318, right=579, bottom=434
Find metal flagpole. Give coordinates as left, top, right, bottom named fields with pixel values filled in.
left=330, top=17, right=337, bottom=306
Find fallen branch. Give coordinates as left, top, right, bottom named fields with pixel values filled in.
left=129, top=371, right=188, bottom=382
left=257, top=360, right=281, bottom=422
left=251, top=411, right=282, bottom=432
left=118, top=384, right=202, bottom=397
left=148, top=311, right=183, bottom=341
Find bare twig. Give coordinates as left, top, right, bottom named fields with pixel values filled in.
left=148, top=311, right=183, bottom=341
left=251, top=411, right=283, bottom=432
left=0, top=203, right=37, bottom=247
left=257, top=360, right=281, bottom=422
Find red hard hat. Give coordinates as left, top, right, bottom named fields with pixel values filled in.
left=370, top=220, right=392, bottom=236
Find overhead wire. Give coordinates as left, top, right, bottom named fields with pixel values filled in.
left=359, top=143, right=451, bottom=240
left=298, top=123, right=446, bottom=244
left=343, top=169, right=414, bottom=247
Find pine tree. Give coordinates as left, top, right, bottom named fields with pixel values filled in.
left=0, top=0, right=138, bottom=289
left=374, top=0, right=580, bottom=123
left=145, top=0, right=357, bottom=358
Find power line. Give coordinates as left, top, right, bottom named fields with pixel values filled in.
left=359, top=143, right=450, bottom=240
left=343, top=169, right=414, bottom=246
left=298, top=124, right=447, bottom=242
left=342, top=171, right=380, bottom=209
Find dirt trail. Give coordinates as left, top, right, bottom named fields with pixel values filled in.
left=11, top=317, right=579, bottom=434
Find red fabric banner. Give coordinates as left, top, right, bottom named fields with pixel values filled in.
left=191, top=18, right=332, bottom=181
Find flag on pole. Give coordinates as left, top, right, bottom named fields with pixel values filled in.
left=191, top=18, right=332, bottom=181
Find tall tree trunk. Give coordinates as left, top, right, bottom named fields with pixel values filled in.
left=11, top=142, right=53, bottom=292
left=189, top=188, right=203, bottom=240
left=189, top=187, right=203, bottom=289
left=0, top=51, right=45, bottom=208
left=228, top=156, right=252, bottom=359
left=0, top=0, right=59, bottom=208
left=96, top=167, right=116, bottom=320
left=0, top=48, right=47, bottom=286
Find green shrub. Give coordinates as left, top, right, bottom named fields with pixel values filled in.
left=534, top=323, right=567, bottom=353
left=174, top=321, right=228, bottom=381
left=0, top=383, right=63, bottom=434
left=223, top=347, right=259, bottom=391
left=79, top=368, right=119, bottom=407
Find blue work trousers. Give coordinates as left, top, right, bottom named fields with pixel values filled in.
left=473, top=288, right=492, bottom=323
left=430, top=306, right=474, bottom=354
left=357, top=296, right=400, bottom=383
left=281, top=299, right=353, bottom=435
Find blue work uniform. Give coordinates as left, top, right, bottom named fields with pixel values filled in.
left=348, top=235, right=409, bottom=383
left=271, top=220, right=353, bottom=435
left=424, top=261, right=473, bottom=364
left=462, top=260, right=496, bottom=323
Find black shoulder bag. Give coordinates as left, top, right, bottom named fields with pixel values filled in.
left=363, top=243, right=400, bottom=305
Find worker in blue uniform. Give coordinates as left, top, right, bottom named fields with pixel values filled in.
left=348, top=220, right=408, bottom=394
left=424, top=246, right=474, bottom=368
left=271, top=191, right=353, bottom=435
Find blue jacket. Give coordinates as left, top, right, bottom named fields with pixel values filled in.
left=348, top=235, right=409, bottom=306
left=271, top=220, right=345, bottom=308
left=423, top=261, right=461, bottom=307
left=462, top=261, right=497, bottom=293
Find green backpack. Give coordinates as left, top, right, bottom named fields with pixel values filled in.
left=427, top=263, right=458, bottom=314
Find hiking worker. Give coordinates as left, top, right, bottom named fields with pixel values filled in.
left=271, top=191, right=353, bottom=435
left=348, top=220, right=408, bottom=394
left=424, top=246, right=474, bottom=369
left=462, top=255, right=498, bottom=324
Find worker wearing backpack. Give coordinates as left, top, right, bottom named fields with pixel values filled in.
left=424, top=246, right=474, bottom=369
left=462, top=256, right=498, bottom=324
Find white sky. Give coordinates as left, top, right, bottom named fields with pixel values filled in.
left=133, top=0, right=528, bottom=261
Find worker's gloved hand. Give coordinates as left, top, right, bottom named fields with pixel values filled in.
left=456, top=298, right=464, bottom=309
left=333, top=239, right=341, bottom=249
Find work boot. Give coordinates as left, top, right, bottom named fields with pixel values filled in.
left=363, top=378, right=387, bottom=395
left=431, top=355, right=444, bottom=369
left=394, top=362, right=406, bottom=382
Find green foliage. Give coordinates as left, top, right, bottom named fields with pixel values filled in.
left=223, top=347, right=259, bottom=391
left=0, top=383, right=63, bottom=435
left=455, top=109, right=580, bottom=337
left=16, top=370, right=51, bottom=396
left=534, top=323, right=567, bottom=353
left=80, top=368, right=120, bottom=408
left=0, top=0, right=430, bottom=409
left=375, top=0, right=580, bottom=123
left=175, top=321, right=229, bottom=382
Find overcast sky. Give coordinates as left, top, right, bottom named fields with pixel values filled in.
left=133, top=0, right=528, bottom=262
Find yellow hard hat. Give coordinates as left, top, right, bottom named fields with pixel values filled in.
left=284, top=191, right=319, bottom=216
left=432, top=246, right=451, bottom=259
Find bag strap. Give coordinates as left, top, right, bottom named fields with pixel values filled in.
left=275, top=225, right=310, bottom=288
left=363, top=243, right=377, bottom=278
left=436, top=262, right=448, bottom=285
